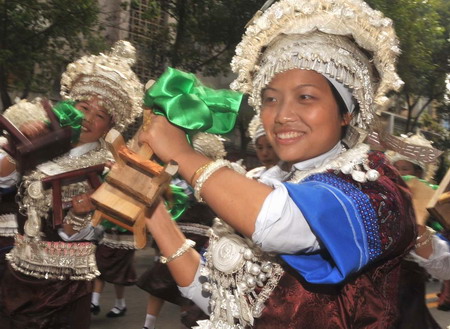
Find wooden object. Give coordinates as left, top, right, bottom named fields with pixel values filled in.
left=40, top=164, right=105, bottom=228
left=427, top=168, right=450, bottom=230
left=0, top=99, right=73, bottom=173
left=405, top=177, right=435, bottom=226
left=90, top=129, right=178, bottom=249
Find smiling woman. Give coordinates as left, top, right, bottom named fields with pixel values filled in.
left=0, top=41, right=143, bottom=329
left=75, top=96, right=114, bottom=146
left=137, top=0, right=423, bottom=328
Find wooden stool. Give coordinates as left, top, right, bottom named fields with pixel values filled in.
left=90, top=129, right=178, bottom=249
left=427, top=168, right=450, bottom=230
left=0, top=99, right=72, bottom=173
left=41, top=164, right=105, bottom=228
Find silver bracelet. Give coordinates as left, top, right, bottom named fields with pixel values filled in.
left=159, top=239, right=196, bottom=264
left=194, top=159, right=232, bottom=202
left=415, top=226, right=435, bottom=249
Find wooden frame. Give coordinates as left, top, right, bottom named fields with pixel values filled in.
left=90, top=129, right=178, bottom=249
left=41, top=164, right=105, bottom=228
left=0, top=99, right=72, bottom=173
left=427, top=168, right=450, bottom=230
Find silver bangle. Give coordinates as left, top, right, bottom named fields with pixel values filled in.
left=194, top=159, right=232, bottom=202
left=415, top=226, right=435, bottom=249
left=159, top=239, right=196, bottom=264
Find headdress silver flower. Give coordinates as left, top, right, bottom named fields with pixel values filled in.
left=230, top=0, right=404, bottom=129
left=60, top=40, right=143, bottom=132
left=192, top=132, right=227, bottom=160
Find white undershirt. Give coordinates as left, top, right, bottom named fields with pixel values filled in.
left=409, top=235, right=450, bottom=280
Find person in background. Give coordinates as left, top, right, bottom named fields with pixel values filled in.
left=386, top=132, right=443, bottom=328
left=90, top=225, right=138, bottom=318
left=0, top=40, right=143, bottom=329
left=246, top=115, right=279, bottom=180
left=138, top=0, right=418, bottom=327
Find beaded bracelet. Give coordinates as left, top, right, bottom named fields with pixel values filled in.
left=193, top=159, right=233, bottom=202
left=415, top=226, right=435, bottom=249
left=159, top=239, right=196, bottom=264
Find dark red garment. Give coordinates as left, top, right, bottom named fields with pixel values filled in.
left=253, top=151, right=416, bottom=328
left=398, top=260, right=441, bottom=329
left=95, top=243, right=137, bottom=286
left=0, top=264, right=92, bottom=329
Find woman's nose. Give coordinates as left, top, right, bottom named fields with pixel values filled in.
left=83, top=112, right=92, bottom=123
left=274, top=99, right=296, bottom=124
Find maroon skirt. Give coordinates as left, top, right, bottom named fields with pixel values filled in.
left=0, top=264, right=92, bottom=329
left=95, top=244, right=137, bottom=285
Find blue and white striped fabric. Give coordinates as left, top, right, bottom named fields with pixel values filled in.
left=280, top=173, right=382, bottom=284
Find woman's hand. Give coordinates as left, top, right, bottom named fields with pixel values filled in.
left=138, top=114, right=195, bottom=163
left=19, top=121, right=50, bottom=139
left=72, top=193, right=95, bottom=215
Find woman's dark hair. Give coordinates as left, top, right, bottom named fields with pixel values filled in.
left=327, top=80, right=360, bottom=138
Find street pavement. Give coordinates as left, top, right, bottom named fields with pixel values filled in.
left=91, top=246, right=450, bottom=329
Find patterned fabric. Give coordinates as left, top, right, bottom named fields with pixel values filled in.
left=254, top=151, right=416, bottom=328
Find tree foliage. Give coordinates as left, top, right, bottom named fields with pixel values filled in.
left=132, top=0, right=263, bottom=78
left=366, top=0, right=449, bottom=133
left=0, top=0, right=102, bottom=110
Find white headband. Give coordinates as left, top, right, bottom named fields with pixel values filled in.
left=325, top=76, right=356, bottom=114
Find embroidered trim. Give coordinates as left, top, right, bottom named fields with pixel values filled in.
left=303, top=173, right=382, bottom=260
left=99, top=232, right=137, bottom=250
left=6, top=234, right=99, bottom=280
left=179, top=223, right=211, bottom=237
left=0, top=214, right=18, bottom=237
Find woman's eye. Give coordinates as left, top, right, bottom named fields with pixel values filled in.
left=262, top=96, right=276, bottom=104
left=299, top=94, right=313, bottom=100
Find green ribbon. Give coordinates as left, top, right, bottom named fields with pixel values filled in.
left=52, top=100, right=84, bottom=143
left=144, top=67, right=243, bottom=134
left=165, top=184, right=191, bottom=221
left=401, top=175, right=439, bottom=190
left=100, top=219, right=129, bottom=233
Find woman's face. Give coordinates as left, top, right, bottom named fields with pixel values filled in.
left=255, top=136, right=279, bottom=168
left=75, top=96, right=113, bottom=145
left=260, top=69, right=348, bottom=165
left=394, top=160, right=423, bottom=178
left=255, top=135, right=279, bottom=169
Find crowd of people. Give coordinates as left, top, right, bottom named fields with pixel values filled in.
left=0, top=0, right=449, bottom=328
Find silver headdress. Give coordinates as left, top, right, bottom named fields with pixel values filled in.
left=230, top=0, right=404, bottom=129
left=192, top=132, right=227, bottom=160
left=385, top=133, right=439, bottom=182
left=248, top=114, right=266, bottom=144
left=60, top=40, right=143, bottom=132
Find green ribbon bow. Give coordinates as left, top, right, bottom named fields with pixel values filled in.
left=52, top=100, right=84, bottom=143
left=401, top=175, right=439, bottom=190
left=165, top=184, right=191, bottom=221
left=144, top=67, right=243, bottom=135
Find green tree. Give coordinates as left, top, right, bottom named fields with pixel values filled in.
left=420, top=110, right=450, bottom=182
left=131, top=0, right=263, bottom=78
left=0, top=0, right=102, bottom=111
left=367, top=0, right=449, bottom=133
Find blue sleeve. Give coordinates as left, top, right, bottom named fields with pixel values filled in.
left=280, top=173, right=382, bottom=284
